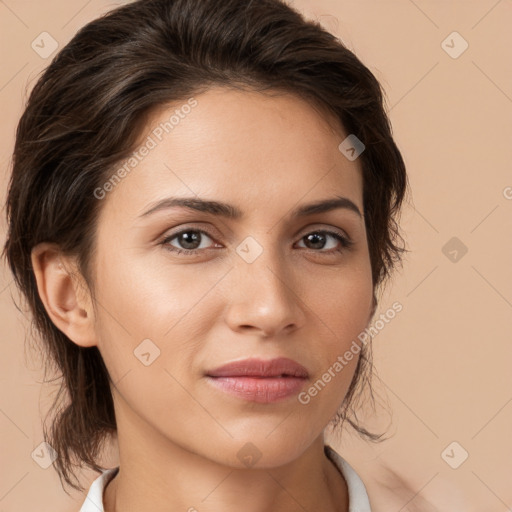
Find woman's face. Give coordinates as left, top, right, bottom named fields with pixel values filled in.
left=90, top=86, right=374, bottom=468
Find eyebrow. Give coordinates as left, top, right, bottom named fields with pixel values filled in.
left=138, top=195, right=363, bottom=220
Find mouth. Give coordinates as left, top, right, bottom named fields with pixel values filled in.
left=205, top=357, right=309, bottom=379
left=205, top=357, right=309, bottom=403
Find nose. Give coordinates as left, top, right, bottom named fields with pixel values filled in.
left=223, top=245, right=306, bottom=338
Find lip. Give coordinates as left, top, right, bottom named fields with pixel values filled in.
left=206, top=357, right=309, bottom=378
left=205, top=357, right=309, bottom=403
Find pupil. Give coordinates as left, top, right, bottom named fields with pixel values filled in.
left=307, top=233, right=325, bottom=249
left=180, top=232, right=200, bottom=249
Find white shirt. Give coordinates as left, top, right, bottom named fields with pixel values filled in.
left=79, top=444, right=371, bottom=511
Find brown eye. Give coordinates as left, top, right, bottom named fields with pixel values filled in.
left=297, top=230, right=354, bottom=253
left=161, top=229, right=217, bottom=255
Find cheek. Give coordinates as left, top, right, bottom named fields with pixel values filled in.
left=92, top=248, right=223, bottom=380
left=304, top=264, right=373, bottom=395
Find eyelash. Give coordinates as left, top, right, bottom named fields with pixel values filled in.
left=160, top=227, right=354, bottom=256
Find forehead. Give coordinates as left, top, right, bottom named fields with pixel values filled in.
left=98, top=86, right=363, bottom=223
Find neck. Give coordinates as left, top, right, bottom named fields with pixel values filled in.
left=103, top=439, right=348, bottom=512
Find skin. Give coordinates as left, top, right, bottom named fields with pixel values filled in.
left=31, top=86, right=376, bottom=512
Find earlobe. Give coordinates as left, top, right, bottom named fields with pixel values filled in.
left=30, top=242, right=97, bottom=348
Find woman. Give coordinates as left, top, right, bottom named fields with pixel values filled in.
left=2, top=0, right=408, bottom=510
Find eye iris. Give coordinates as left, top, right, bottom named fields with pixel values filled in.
left=179, top=231, right=201, bottom=250
left=305, top=232, right=326, bottom=249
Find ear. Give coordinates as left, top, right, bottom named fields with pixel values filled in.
left=30, top=242, right=97, bottom=348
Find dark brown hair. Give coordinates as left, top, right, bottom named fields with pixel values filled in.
left=2, top=0, right=408, bottom=493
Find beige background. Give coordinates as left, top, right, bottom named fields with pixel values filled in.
left=1, top=0, right=511, bottom=510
